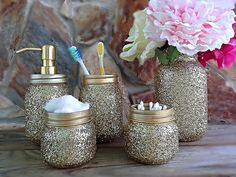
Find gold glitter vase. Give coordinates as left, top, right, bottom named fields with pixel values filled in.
left=25, top=74, right=68, bottom=144
left=154, top=55, right=208, bottom=142
left=41, top=109, right=96, bottom=168
left=80, top=75, right=123, bottom=143
left=124, top=104, right=179, bottom=165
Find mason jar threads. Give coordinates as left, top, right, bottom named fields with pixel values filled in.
left=25, top=74, right=68, bottom=144
left=41, top=109, right=96, bottom=168
left=124, top=104, right=179, bottom=165
left=80, top=75, right=123, bottom=143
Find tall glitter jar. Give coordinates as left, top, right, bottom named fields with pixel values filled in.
left=155, top=55, right=208, bottom=142
left=16, top=45, right=69, bottom=145
left=41, top=109, right=96, bottom=168
left=124, top=104, right=178, bottom=165
left=80, top=75, right=123, bottom=143
left=25, top=74, right=68, bottom=144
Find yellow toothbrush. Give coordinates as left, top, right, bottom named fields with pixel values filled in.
left=97, top=42, right=105, bottom=75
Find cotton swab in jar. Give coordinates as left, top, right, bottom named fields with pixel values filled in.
left=149, top=102, right=153, bottom=110
left=137, top=101, right=168, bottom=111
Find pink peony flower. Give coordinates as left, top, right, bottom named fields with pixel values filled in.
left=145, top=0, right=235, bottom=56
left=213, top=0, right=236, bottom=9
left=198, top=23, right=236, bottom=69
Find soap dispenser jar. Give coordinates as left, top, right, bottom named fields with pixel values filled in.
left=16, top=45, right=69, bottom=145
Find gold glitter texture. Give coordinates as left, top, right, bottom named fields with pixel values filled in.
left=154, top=56, right=208, bottom=142
left=80, top=75, right=123, bottom=143
left=124, top=105, right=178, bottom=164
left=41, top=121, right=96, bottom=168
left=25, top=83, right=68, bottom=144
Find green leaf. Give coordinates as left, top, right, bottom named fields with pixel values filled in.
left=155, top=48, right=168, bottom=65
left=167, top=46, right=180, bottom=62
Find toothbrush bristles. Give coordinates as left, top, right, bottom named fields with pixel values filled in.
left=68, top=46, right=90, bottom=75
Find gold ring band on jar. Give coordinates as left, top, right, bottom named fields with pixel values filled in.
left=124, top=104, right=179, bottom=165
left=129, top=104, right=175, bottom=124
left=30, top=74, right=67, bottom=84
left=83, top=75, right=117, bottom=85
left=46, top=110, right=91, bottom=127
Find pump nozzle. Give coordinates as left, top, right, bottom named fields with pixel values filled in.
left=16, top=48, right=42, bottom=53
left=16, top=45, right=57, bottom=75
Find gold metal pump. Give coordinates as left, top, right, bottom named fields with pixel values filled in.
left=16, top=45, right=57, bottom=74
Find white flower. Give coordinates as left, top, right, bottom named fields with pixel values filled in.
left=120, top=9, right=166, bottom=65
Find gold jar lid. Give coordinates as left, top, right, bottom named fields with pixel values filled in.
left=30, top=74, right=67, bottom=84
left=46, top=109, right=91, bottom=127
left=84, top=75, right=117, bottom=85
left=129, top=104, right=174, bottom=124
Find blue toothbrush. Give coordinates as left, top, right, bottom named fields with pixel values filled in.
left=68, top=46, right=90, bottom=75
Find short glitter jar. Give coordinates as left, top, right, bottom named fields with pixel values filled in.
left=80, top=75, right=123, bottom=143
left=41, top=109, right=96, bottom=168
left=25, top=74, right=68, bottom=145
left=124, top=104, right=179, bottom=165
left=154, top=55, right=208, bottom=142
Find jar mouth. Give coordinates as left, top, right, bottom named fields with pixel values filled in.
left=31, top=74, right=67, bottom=84
left=84, top=74, right=117, bottom=85
left=129, top=104, right=174, bottom=124
left=46, top=109, right=91, bottom=127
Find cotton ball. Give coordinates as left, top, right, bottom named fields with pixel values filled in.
left=45, top=95, right=90, bottom=113
left=54, top=107, right=75, bottom=113
left=149, top=102, right=153, bottom=110
left=77, top=103, right=90, bottom=111
left=140, top=101, right=144, bottom=106
left=45, top=97, right=62, bottom=112
left=163, top=105, right=167, bottom=110
left=141, top=105, right=145, bottom=111
left=138, top=104, right=142, bottom=110
left=153, top=102, right=159, bottom=110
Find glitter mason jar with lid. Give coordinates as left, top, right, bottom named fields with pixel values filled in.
left=124, top=104, right=179, bottom=165
left=41, top=109, right=96, bottom=168
left=25, top=74, right=68, bottom=144
left=80, top=75, right=123, bottom=143
left=17, top=45, right=69, bottom=145
left=155, top=55, right=208, bottom=142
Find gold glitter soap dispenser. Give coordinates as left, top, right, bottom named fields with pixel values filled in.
left=16, top=45, right=69, bottom=145
left=124, top=104, right=179, bottom=165
left=41, top=109, right=96, bottom=168
left=80, top=75, right=123, bottom=143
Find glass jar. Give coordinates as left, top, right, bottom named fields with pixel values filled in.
left=25, top=74, right=68, bottom=145
left=154, top=55, right=208, bottom=142
left=80, top=75, right=123, bottom=143
left=124, top=104, right=179, bottom=165
left=41, top=109, right=96, bottom=168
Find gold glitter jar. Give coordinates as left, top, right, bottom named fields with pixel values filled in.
left=155, top=55, right=208, bottom=142
left=25, top=74, right=68, bottom=144
left=124, top=104, right=179, bottom=165
left=41, top=109, right=96, bottom=168
left=16, top=45, right=69, bottom=144
left=80, top=75, right=123, bottom=143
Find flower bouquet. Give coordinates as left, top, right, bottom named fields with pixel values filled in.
left=120, top=0, right=236, bottom=142
left=120, top=0, right=236, bottom=68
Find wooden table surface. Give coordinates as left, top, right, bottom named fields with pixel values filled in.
left=0, top=121, right=236, bottom=177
